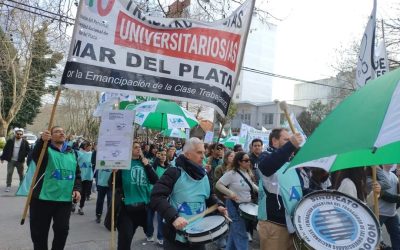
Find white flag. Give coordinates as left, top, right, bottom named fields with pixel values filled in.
left=375, top=39, right=389, bottom=77
left=355, top=0, right=377, bottom=88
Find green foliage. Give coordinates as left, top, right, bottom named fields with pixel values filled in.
left=0, top=138, right=5, bottom=149
left=1, top=24, right=62, bottom=129
left=297, top=100, right=332, bottom=136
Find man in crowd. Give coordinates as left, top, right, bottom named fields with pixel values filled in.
left=115, top=142, right=158, bottom=250
left=150, top=137, right=227, bottom=250
left=1, top=128, right=31, bottom=192
left=29, top=126, right=81, bottom=250
left=257, top=128, right=303, bottom=250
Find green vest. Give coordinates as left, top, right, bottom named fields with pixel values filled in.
left=155, top=165, right=168, bottom=178
left=97, top=169, right=112, bottom=187
left=121, top=159, right=152, bottom=205
left=170, top=168, right=210, bottom=243
left=39, top=148, right=77, bottom=202
left=77, top=150, right=93, bottom=181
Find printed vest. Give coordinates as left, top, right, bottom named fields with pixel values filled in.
left=77, top=150, right=93, bottom=181
left=97, top=169, right=112, bottom=187
left=122, top=159, right=152, bottom=205
left=170, top=168, right=210, bottom=243
left=39, top=148, right=77, bottom=202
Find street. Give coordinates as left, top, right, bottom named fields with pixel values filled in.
left=0, top=162, right=259, bottom=250
left=0, top=161, right=392, bottom=249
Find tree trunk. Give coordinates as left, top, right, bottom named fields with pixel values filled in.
left=0, top=119, right=9, bottom=137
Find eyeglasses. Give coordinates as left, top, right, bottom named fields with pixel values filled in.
left=241, top=159, right=250, bottom=163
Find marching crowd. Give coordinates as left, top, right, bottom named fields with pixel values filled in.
left=2, top=126, right=400, bottom=250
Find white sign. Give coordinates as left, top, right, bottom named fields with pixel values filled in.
left=97, top=110, right=135, bottom=169
left=244, top=130, right=270, bottom=152
left=61, top=0, right=255, bottom=116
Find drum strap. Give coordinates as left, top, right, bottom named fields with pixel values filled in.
left=236, top=170, right=256, bottom=198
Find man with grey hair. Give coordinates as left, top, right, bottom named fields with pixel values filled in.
left=150, top=137, right=227, bottom=250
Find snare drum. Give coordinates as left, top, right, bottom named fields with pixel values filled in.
left=239, top=202, right=258, bottom=221
left=293, top=190, right=380, bottom=250
left=184, top=215, right=228, bottom=244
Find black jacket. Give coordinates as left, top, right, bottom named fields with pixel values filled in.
left=258, top=142, right=296, bottom=225
left=30, top=139, right=81, bottom=201
left=150, top=154, right=223, bottom=244
left=0, top=137, right=31, bottom=163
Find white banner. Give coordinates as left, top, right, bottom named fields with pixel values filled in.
left=355, top=0, right=377, bottom=88
left=204, top=131, right=214, bottom=144
left=375, top=39, right=389, bottom=77
left=244, top=130, right=270, bottom=152
left=97, top=110, right=135, bottom=169
left=61, top=0, right=255, bottom=116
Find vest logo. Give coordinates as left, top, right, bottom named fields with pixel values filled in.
left=50, top=169, right=74, bottom=180
left=177, top=202, right=205, bottom=216
left=289, top=186, right=301, bottom=201
left=86, top=0, right=115, bottom=16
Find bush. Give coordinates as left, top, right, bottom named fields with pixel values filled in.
left=0, top=137, right=6, bottom=150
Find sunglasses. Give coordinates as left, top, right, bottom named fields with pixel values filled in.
left=241, top=159, right=250, bottom=163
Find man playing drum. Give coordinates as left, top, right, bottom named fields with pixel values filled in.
left=257, top=128, right=303, bottom=250
left=150, top=137, right=227, bottom=250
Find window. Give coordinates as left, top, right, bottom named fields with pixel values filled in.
left=262, top=113, right=274, bottom=125
left=242, top=113, right=251, bottom=124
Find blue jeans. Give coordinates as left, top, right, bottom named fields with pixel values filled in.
left=225, top=199, right=248, bottom=250
left=380, top=214, right=400, bottom=250
left=95, top=185, right=111, bottom=216
left=146, top=208, right=163, bottom=240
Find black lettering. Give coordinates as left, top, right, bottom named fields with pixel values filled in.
left=144, top=56, right=157, bottom=71
left=179, top=64, right=191, bottom=76
left=193, top=66, right=204, bottom=80
left=237, top=10, right=243, bottom=28
left=80, top=43, right=96, bottom=60
left=159, top=60, right=171, bottom=74
left=126, top=53, right=141, bottom=67
left=99, top=47, right=116, bottom=64
left=72, top=40, right=82, bottom=56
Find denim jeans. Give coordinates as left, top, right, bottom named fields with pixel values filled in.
left=380, top=214, right=400, bottom=250
left=146, top=208, right=163, bottom=240
left=225, top=199, right=248, bottom=250
left=95, top=185, right=111, bottom=216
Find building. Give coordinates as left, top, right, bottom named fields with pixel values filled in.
left=230, top=100, right=306, bottom=131
left=233, top=18, right=277, bottom=103
left=293, top=72, right=351, bottom=107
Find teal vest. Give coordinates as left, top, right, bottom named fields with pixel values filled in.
left=97, top=169, right=112, bottom=187
left=155, top=165, right=168, bottom=178
left=257, top=163, right=303, bottom=232
left=170, top=168, right=210, bottom=243
left=39, top=148, right=77, bottom=202
left=77, top=150, right=93, bottom=181
left=122, top=159, right=152, bottom=205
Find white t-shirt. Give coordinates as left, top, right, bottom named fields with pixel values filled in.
left=11, top=139, right=22, bottom=161
left=219, top=169, right=252, bottom=203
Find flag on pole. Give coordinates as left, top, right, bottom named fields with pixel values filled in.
left=375, top=39, right=389, bottom=77
left=61, top=0, right=256, bottom=116
left=355, top=0, right=377, bottom=88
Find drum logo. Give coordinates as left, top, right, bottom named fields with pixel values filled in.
left=311, top=207, right=357, bottom=244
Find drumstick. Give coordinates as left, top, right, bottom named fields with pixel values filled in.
left=223, top=214, right=233, bottom=223
left=279, top=101, right=296, bottom=134
left=187, top=204, right=218, bottom=224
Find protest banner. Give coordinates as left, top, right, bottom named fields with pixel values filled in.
left=61, top=0, right=255, bottom=116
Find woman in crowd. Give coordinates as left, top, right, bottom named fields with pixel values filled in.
left=216, top=152, right=258, bottom=250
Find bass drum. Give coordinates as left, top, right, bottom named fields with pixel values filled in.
left=293, top=190, right=380, bottom=250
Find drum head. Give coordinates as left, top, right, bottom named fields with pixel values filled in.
left=293, top=190, right=380, bottom=249
left=239, top=203, right=258, bottom=217
left=185, top=215, right=225, bottom=234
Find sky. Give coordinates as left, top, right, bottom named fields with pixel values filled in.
left=266, top=0, right=399, bottom=102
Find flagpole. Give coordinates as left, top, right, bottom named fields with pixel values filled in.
left=20, top=86, right=62, bottom=225
left=110, top=170, right=116, bottom=250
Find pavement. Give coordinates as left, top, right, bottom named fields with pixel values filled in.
left=0, top=162, right=259, bottom=250
left=0, top=161, right=393, bottom=249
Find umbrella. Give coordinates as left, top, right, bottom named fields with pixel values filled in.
left=126, top=100, right=198, bottom=130
left=221, top=136, right=246, bottom=149
left=160, top=128, right=187, bottom=139
left=287, top=68, right=400, bottom=172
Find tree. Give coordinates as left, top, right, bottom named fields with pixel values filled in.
left=297, top=100, right=332, bottom=136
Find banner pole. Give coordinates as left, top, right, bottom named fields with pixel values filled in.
left=20, top=86, right=62, bottom=225
left=110, top=171, right=116, bottom=250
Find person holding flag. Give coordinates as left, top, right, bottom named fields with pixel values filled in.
left=29, top=126, right=81, bottom=250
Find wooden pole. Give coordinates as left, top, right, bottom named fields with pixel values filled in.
left=279, top=101, right=296, bottom=134
left=20, top=87, right=62, bottom=225
left=371, top=166, right=380, bottom=217
left=110, top=171, right=116, bottom=250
